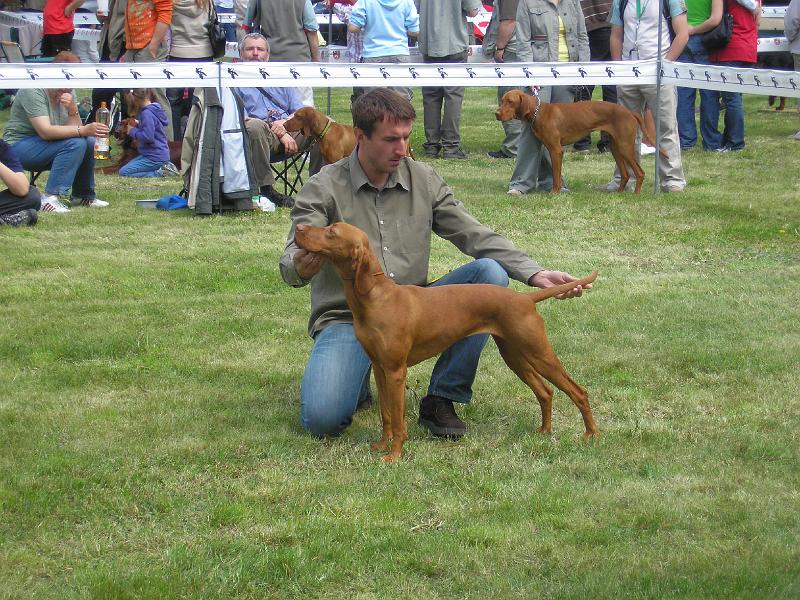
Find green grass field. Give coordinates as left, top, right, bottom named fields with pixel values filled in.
left=1, top=87, right=799, bottom=599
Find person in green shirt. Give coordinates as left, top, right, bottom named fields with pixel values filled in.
left=281, top=88, right=590, bottom=442
left=2, top=52, right=110, bottom=213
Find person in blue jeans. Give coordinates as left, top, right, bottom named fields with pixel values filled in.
left=280, top=89, right=590, bottom=441
left=676, top=0, right=723, bottom=150
left=2, top=52, right=110, bottom=213
left=119, top=89, right=178, bottom=178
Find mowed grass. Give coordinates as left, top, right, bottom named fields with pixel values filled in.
left=1, top=87, right=799, bottom=599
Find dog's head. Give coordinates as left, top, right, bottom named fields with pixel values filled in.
left=294, top=222, right=380, bottom=295
left=285, top=106, right=321, bottom=137
left=496, top=89, right=535, bottom=123
left=115, top=117, right=138, bottom=142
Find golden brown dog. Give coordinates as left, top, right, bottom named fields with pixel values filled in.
left=294, top=222, right=599, bottom=463
left=284, top=106, right=357, bottom=164
left=496, top=89, right=664, bottom=193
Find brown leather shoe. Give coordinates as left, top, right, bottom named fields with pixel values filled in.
left=418, top=395, right=466, bottom=439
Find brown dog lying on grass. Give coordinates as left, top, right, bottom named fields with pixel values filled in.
left=284, top=106, right=357, bottom=164
left=496, top=89, right=665, bottom=193
left=294, top=221, right=599, bottom=463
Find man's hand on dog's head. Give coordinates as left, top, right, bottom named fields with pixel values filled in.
left=294, top=249, right=326, bottom=280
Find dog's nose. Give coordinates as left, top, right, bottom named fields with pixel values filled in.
left=296, top=224, right=306, bottom=233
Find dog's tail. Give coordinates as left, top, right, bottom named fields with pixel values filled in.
left=527, top=271, right=597, bottom=303
left=633, top=111, right=669, bottom=160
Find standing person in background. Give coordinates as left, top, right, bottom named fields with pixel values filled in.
left=326, top=0, right=364, bottom=105
left=787, top=0, right=800, bottom=140
left=168, top=0, right=214, bottom=141
left=214, top=0, right=238, bottom=42
left=483, top=0, right=523, bottom=159
left=123, top=0, right=174, bottom=140
left=43, top=0, right=83, bottom=56
left=605, top=0, right=689, bottom=192
left=676, top=0, right=722, bottom=150
left=71, top=2, right=101, bottom=64
left=572, top=0, right=618, bottom=154
left=417, top=0, right=482, bottom=160
left=91, top=0, right=127, bottom=124
left=246, top=0, right=321, bottom=107
left=348, top=0, right=420, bottom=101
left=706, top=0, right=760, bottom=151
left=507, top=0, right=590, bottom=195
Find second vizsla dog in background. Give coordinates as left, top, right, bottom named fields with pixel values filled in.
left=294, top=222, right=600, bottom=464
left=496, top=89, right=664, bottom=193
left=284, top=107, right=357, bottom=164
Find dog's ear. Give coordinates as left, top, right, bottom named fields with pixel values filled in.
left=520, top=94, right=534, bottom=122
left=350, top=243, right=376, bottom=296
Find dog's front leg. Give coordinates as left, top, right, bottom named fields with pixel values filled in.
left=546, top=141, right=564, bottom=193
left=370, top=366, right=393, bottom=453
left=382, top=365, right=409, bottom=463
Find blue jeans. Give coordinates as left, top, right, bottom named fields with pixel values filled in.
left=11, top=135, right=96, bottom=198
left=300, top=258, right=510, bottom=437
left=676, top=35, right=718, bottom=150
left=119, top=155, right=166, bottom=178
left=705, top=61, right=747, bottom=151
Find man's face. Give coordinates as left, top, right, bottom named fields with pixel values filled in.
left=356, top=118, right=412, bottom=178
left=241, top=38, right=269, bottom=62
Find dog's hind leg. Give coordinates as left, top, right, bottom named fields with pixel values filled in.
left=609, top=142, right=631, bottom=192
left=532, top=357, right=598, bottom=439
left=496, top=338, right=555, bottom=433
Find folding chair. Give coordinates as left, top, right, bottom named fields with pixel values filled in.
left=270, top=149, right=310, bottom=196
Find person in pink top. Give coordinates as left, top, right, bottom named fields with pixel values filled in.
left=706, top=0, right=761, bottom=151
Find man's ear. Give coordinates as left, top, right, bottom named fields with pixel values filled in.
left=350, top=244, right=376, bottom=296
left=354, top=127, right=367, bottom=145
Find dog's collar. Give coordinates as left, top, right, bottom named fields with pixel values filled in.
left=531, top=95, right=541, bottom=123
left=317, top=118, right=332, bottom=140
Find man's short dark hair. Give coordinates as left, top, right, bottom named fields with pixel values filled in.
left=351, top=89, right=416, bottom=137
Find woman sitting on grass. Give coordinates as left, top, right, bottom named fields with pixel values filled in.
left=119, top=89, right=179, bottom=178
left=0, top=140, right=41, bottom=227
left=1, top=51, right=109, bottom=214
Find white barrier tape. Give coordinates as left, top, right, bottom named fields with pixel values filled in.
left=661, top=60, right=800, bottom=97
left=761, top=6, right=787, bottom=18
left=0, top=10, right=100, bottom=26
left=0, top=59, right=797, bottom=98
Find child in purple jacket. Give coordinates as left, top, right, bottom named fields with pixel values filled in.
left=119, top=89, right=179, bottom=178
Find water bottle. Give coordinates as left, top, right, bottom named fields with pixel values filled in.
left=94, top=101, right=110, bottom=161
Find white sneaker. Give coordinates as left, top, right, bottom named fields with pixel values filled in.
left=507, top=188, right=524, bottom=196
left=158, top=162, right=180, bottom=177
left=641, top=143, right=656, bottom=155
left=596, top=180, right=635, bottom=192
left=40, top=194, right=71, bottom=213
left=71, top=197, right=109, bottom=208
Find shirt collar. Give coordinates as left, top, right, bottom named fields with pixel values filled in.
left=348, top=147, right=411, bottom=194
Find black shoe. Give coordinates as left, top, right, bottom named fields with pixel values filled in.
left=0, top=208, right=38, bottom=227
left=442, top=148, right=468, bottom=160
left=487, top=149, right=511, bottom=159
left=418, top=395, right=466, bottom=439
left=597, top=143, right=610, bottom=154
left=261, top=185, right=294, bottom=209
left=424, top=148, right=440, bottom=159
left=356, top=389, right=373, bottom=413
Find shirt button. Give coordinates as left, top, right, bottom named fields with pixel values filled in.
left=379, top=220, right=384, bottom=225
left=383, top=246, right=388, bottom=251
left=389, top=273, right=395, bottom=278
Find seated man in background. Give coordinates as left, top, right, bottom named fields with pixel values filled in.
left=233, top=33, right=322, bottom=208
left=2, top=52, right=110, bottom=213
left=0, top=140, right=41, bottom=227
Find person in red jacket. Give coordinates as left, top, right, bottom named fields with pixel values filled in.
left=42, top=0, right=84, bottom=56
left=706, top=0, right=761, bottom=151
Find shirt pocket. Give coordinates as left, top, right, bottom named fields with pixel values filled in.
left=390, top=214, right=433, bottom=256
left=526, top=9, right=552, bottom=62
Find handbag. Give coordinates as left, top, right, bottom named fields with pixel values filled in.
left=701, top=2, right=734, bottom=51
left=207, top=2, right=227, bottom=60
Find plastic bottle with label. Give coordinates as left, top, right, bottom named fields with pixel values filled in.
left=94, top=101, right=110, bottom=161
